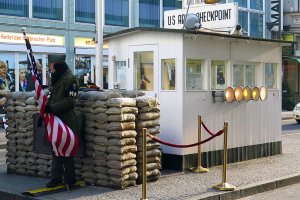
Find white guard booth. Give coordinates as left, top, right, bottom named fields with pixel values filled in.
left=104, top=27, right=290, bottom=171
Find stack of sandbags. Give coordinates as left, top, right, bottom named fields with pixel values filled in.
left=77, top=91, right=98, bottom=185
left=106, top=97, right=138, bottom=189
left=92, top=92, right=122, bottom=187
left=5, top=94, right=17, bottom=174
left=23, top=95, right=42, bottom=177
left=135, top=96, right=161, bottom=183
left=118, top=90, right=145, bottom=98
left=78, top=91, right=122, bottom=186
left=5, top=92, right=41, bottom=176
left=36, top=153, right=51, bottom=177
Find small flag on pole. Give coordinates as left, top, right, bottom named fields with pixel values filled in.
left=22, top=27, right=78, bottom=157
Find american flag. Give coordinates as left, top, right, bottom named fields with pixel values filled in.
left=22, top=28, right=79, bottom=157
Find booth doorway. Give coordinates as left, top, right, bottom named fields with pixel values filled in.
left=129, top=44, right=159, bottom=98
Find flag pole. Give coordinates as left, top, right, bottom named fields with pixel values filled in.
left=95, top=0, right=103, bottom=88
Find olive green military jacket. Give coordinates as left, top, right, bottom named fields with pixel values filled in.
left=47, top=69, right=79, bottom=134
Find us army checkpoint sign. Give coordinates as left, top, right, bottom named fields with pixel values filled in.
left=164, top=2, right=238, bottom=33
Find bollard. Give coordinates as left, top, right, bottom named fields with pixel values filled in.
left=141, top=128, right=148, bottom=200
left=212, top=121, right=236, bottom=191
left=191, top=115, right=209, bottom=173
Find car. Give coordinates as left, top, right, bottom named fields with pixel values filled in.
left=293, top=103, right=300, bottom=123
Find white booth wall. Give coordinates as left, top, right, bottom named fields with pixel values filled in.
left=182, top=36, right=282, bottom=155
left=106, top=29, right=282, bottom=158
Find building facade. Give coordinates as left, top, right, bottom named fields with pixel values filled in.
left=0, top=0, right=278, bottom=92
left=282, top=0, right=300, bottom=104
left=0, top=0, right=182, bottom=91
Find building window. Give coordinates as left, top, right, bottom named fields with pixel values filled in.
left=163, top=0, right=181, bottom=11
left=265, top=63, right=277, bottom=89
left=161, top=59, right=176, bottom=91
left=139, top=0, right=160, bottom=28
left=134, top=51, right=153, bottom=91
left=211, top=60, right=226, bottom=90
left=0, top=0, right=28, bottom=17
left=0, top=53, right=15, bottom=92
left=234, top=0, right=247, bottom=8
left=239, top=11, right=248, bottom=35
left=75, top=56, right=91, bottom=87
left=75, top=0, right=95, bottom=24
left=250, top=13, right=263, bottom=38
left=19, top=54, right=41, bottom=91
left=283, top=60, right=298, bottom=93
left=186, top=59, right=203, bottom=90
left=33, top=0, right=63, bottom=20
left=105, top=0, right=128, bottom=27
left=115, top=61, right=126, bottom=89
left=232, top=63, right=256, bottom=87
left=250, top=0, right=263, bottom=11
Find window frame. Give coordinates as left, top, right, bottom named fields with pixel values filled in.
left=115, top=60, right=127, bottom=90
left=161, top=58, right=176, bottom=91
left=264, top=63, right=278, bottom=89
left=0, top=0, right=65, bottom=22
left=74, top=0, right=95, bottom=24
left=0, top=0, right=29, bottom=18
left=232, top=62, right=258, bottom=87
left=185, top=58, right=205, bottom=91
left=211, top=60, right=227, bottom=90
left=32, top=0, right=64, bottom=21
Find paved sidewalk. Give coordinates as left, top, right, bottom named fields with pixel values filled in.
left=0, top=128, right=5, bottom=149
left=0, top=132, right=300, bottom=199
left=0, top=113, right=299, bottom=200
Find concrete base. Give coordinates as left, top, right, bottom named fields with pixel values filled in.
left=162, top=141, right=282, bottom=171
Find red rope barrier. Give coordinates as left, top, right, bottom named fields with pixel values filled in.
left=146, top=130, right=224, bottom=148
left=201, top=121, right=218, bottom=136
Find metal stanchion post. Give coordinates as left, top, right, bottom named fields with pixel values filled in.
left=191, top=115, right=209, bottom=173
left=141, top=128, right=148, bottom=200
left=212, top=121, right=236, bottom=191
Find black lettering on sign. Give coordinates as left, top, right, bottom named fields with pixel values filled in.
left=271, top=0, right=279, bottom=26
left=172, top=15, right=176, bottom=25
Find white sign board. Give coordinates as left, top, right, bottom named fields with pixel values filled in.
left=164, top=3, right=238, bottom=32
left=182, top=0, right=210, bottom=9
left=0, top=32, right=64, bottom=46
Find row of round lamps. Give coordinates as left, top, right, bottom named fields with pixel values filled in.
left=225, top=86, right=268, bottom=103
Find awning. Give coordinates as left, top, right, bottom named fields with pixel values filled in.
left=283, top=56, right=300, bottom=63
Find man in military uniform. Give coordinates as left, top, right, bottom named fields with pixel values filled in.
left=44, top=54, right=79, bottom=188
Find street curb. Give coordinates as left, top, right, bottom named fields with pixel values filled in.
left=0, top=190, right=36, bottom=200
left=282, top=117, right=294, bottom=120
left=197, top=173, right=300, bottom=200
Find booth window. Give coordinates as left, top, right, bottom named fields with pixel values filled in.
left=134, top=51, right=153, bottom=91
left=232, top=63, right=256, bottom=87
left=186, top=59, right=203, bottom=90
left=115, top=61, right=127, bottom=89
left=211, top=60, right=226, bottom=90
left=161, top=59, right=175, bottom=91
left=265, top=63, right=277, bottom=89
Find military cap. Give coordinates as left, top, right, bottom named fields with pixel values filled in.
left=48, top=54, right=66, bottom=64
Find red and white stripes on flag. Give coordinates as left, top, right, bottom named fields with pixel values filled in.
left=22, top=28, right=79, bottom=157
